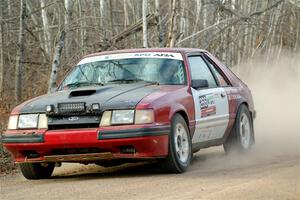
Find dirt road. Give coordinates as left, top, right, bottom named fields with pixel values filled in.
left=1, top=147, right=299, bottom=200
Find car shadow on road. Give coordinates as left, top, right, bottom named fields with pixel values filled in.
left=52, top=162, right=162, bottom=180
left=50, top=147, right=228, bottom=181
left=34, top=144, right=299, bottom=182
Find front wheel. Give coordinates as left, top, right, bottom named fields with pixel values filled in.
left=160, top=114, right=192, bottom=173
left=224, top=104, right=254, bottom=153
left=20, top=162, right=55, bottom=180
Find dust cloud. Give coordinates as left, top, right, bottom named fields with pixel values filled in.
left=192, top=52, right=300, bottom=171
left=235, top=52, right=300, bottom=157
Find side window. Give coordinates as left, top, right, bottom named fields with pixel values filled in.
left=188, top=56, right=217, bottom=88
left=203, top=57, right=230, bottom=87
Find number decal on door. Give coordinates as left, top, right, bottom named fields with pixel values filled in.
left=199, top=96, right=208, bottom=109
left=199, top=94, right=218, bottom=117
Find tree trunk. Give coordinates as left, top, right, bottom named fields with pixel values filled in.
left=14, top=0, right=27, bottom=103
left=64, top=0, right=73, bottom=59
left=109, top=0, right=114, bottom=37
left=155, top=0, right=163, bottom=47
left=0, top=1, right=4, bottom=97
left=142, top=0, right=148, bottom=48
left=123, top=0, right=129, bottom=29
left=48, top=0, right=73, bottom=92
left=99, top=0, right=105, bottom=28
left=178, top=0, right=185, bottom=45
left=166, top=0, right=178, bottom=47
left=190, top=0, right=202, bottom=47
left=202, top=0, right=207, bottom=28
left=78, top=0, right=86, bottom=54
left=48, top=31, right=66, bottom=92
left=41, top=0, right=52, bottom=57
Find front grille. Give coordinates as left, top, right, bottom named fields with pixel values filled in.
left=48, top=123, right=99, bottom=130
left=48, top=115, right=101, bottom=130
left=58, top=102, right=86, bottom=114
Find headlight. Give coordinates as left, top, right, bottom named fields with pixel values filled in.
left=135, top=109, right=154, bottom=124
left=7, top=115, right=18, bottom=130
left=111, top=110, right=134, bottom=125
left=100, top=111, right=112, bottom=126
left=18, top=114, right=39, bottom=129
left=100, top=109, right=154, bottom=126
left=7, top=114, right=48, bottom=130
left=38, top=114, right=48, bottom=129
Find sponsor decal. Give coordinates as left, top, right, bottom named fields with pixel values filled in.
left=153, top=53, right=175, bottom=58
left=78, top=52, right=183, bottom=65
left=199, top=93, right=218, bottom=117
left=199, top=95, right=208, bottom=109
left=228, top=93, right=241, bottom=100
left=201, top=106, right=217, bottom=117
left=134, top=53, right=151, bottom=57
left=206, top=95, right=215, bottom=105
left=132, top=53, right=175, bottom=58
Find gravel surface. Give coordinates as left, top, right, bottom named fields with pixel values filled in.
left=1, top=146, right=299, bottom=200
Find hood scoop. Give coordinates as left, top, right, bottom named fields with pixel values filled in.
left=69, top=90, right=96, bottom=97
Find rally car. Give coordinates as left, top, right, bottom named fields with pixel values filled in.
left=1, top=48, right=255, bottom=179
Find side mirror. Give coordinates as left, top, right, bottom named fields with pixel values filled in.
left=191, top=79, right=209, bottom=90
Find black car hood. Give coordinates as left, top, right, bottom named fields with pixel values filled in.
left=20, top=83, right=158, bottom=114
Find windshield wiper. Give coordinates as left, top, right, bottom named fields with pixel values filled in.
left=108, top=78, right=159, bottom=85
left=108, top=78, right=144, bottom=83
left=143, top=80, right=160, bottom=85
left=64, top=81, right=104, bottom=89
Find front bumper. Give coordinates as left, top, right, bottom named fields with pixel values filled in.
left=1, top=125, right=170, bottom=163
left=1, top=133, right=44, bottom=143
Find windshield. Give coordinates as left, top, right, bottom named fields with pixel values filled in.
left=59, top=55, right=187, bottom=90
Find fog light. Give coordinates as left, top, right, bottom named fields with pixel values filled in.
left=46, top=105, right=54, bottom=113
left=92, top=103, right=100, bottom=111
left=24, top=150, right=40, bottom=158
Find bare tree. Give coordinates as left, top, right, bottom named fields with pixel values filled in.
left=64, top=0, right=73, bottom=59
left=155, top=0, right=163, bottom=47
left=0, top=0, right=4, bottom=97
left=48, top=0, right=74, bottom=91
left=48, top=31, right=66, bottom=92
left=142, top=0, right=148, bottom=48
left=109, top=0, right=114, bottom=37
left=41, top=0, right=52, bottom=57
left=99, top=0, right=106, bottom=28
left=14, top=0, right=27, bottom=103
left=190, top=0, right=202, bottom=47
left=166, top=0, right=178, bottom=47
left=123, top=0, right=130, bottom=29
left=0, top=0, right=298, bottom=115
left=78, top=0, right=86, bottom=54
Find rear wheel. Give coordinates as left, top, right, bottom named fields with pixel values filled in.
left=20, top=163, right=55, bottom=180
left=160, top=114, right=192, bottom=173
left=224, top=104, right=254, bottom=153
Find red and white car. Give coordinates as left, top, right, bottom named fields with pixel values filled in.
left=1, top=48, right=255, bottom=179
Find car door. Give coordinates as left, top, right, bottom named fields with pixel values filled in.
left=188, top=55, right=229, bottom=144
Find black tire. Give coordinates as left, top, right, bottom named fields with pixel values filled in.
left=159, top=114, right=192, bottom=173
left=20, top=163, right=55, bottom=180
left=224, top=104, right=254, bottom=153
